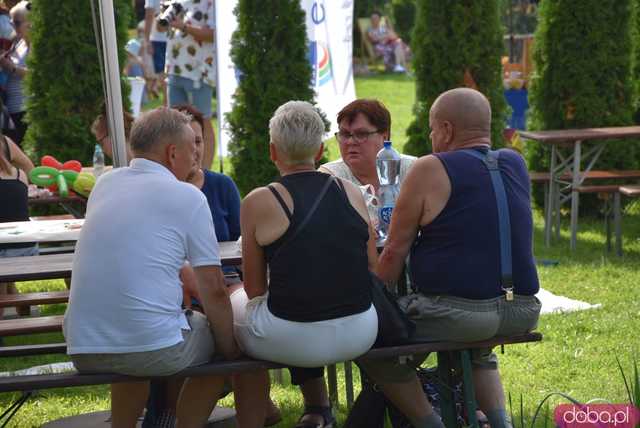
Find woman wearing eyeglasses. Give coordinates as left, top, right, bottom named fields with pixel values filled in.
left=319, top=99, right=416, bottom=191
left=0, top=1, right=30, bottom=146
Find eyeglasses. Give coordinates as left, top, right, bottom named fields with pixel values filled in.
left=334, top=130, right=379, bottom=143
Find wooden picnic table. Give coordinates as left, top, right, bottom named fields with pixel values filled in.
left=28, top=192, right=87, bottom=219
left=0, top=241, right=243, bottom=283
left=0, top=219, right=84, bottom=244
left=519, top=126, right=640, bottom=250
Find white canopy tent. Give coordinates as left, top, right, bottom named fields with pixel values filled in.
left=96, top=0, right=128, bottom=168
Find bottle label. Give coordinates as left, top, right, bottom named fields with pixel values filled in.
left=379, top=206, right=393, bottom=225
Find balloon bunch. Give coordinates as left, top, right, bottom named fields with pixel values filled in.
left=29, top=156, right=96, bottom=197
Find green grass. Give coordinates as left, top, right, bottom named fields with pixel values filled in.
left=2, top=75, right=640, bottom=426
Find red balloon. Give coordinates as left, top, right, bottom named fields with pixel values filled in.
left=41, top=155, right=63, bottom=170
left=62, top=160, right=82, bottom=172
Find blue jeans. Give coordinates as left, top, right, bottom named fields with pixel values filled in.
left=151, top=41, right=167, bottom=74
left=167, top=75, right=213, bottom=118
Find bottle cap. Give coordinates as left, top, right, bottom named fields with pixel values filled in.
left=383, top=140, right=392, bottom=148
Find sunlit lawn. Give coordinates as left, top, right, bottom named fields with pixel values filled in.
left=1, top=74, right=639, bottom=427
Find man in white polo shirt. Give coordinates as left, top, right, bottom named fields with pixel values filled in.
left=63, top=107, right=237, bottom=427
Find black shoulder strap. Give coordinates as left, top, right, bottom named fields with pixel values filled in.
left=270, top=175, right=335, bottom=262
left=267, top=184, right=293, bottom=220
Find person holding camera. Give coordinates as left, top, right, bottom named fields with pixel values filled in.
left=143, top=0, right=167, bottom=103
left=161, top=0, right=216, bottom=171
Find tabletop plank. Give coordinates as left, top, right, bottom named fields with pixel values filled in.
left=0, top=241, right=242, bottom=283
left=519, top=126, right=640, bottom=143
left=28, top=193, right=87, bottom=206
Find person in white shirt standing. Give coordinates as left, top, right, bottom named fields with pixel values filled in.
left=143, top=0, right=168, bottom=103
left=63, top=107, right=238, bottom=428
left=161, top=0, right=216, bottom=171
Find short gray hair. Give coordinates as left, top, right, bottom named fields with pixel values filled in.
left=269, top=101, right=324, bottom=165
left=130, top=107, right=192, bottom=155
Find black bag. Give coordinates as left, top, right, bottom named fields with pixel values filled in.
left=343, top=380, right=386, bottom=428
left=370, top=272, right=416, bottom=347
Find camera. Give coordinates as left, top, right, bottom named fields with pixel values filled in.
left=157, top=1, right=183, bottom=28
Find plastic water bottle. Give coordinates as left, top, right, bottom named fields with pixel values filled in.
left=376, top=140, right=401, bottom=240
left=92, top=144, right=105, bottom=178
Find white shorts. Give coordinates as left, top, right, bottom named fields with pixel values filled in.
left=230, top=288, right=377, bottom=368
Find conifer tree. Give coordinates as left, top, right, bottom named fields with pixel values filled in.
left=404, top=0, right=506, bottom=156
left=227, top=0, right=314, bottom=195
left=25, top=0, right=131, bottom=164
left=528, top=0, right=638, bottom=209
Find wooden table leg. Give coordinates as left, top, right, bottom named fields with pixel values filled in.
left=614, top=192, right=622, bottom=257
left=545, top=145, right=557, bottom=246
left=344, top=361, right=354, bottom=409
left=327, top=364, right=339, bottom=407
left=460, top=351, right=479, bottom=428
left=570, top=141, right=582, bottom=251
left=436, top=351, right=458, bottom=428
left=604, top=196, right=612, bottom=253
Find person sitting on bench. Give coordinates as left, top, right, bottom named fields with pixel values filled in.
left=359, top=88, right=542, bottom=428
left=230, top=101, right=379, bottom=428
left=0, top=126, right=35, bottom=322
left=63, top=107, right=239, bottom=428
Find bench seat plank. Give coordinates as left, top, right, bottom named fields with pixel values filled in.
left=574, top=185, right=621, bottom=194
left=0, top=315, right=64, bottom=337
left=620, top=185, right=640, bottom=197
left=0, top=333, right=541, bottom=393
left=0, top=343, right=67, bottom=358
left=0, top=291, right=69, bottom=309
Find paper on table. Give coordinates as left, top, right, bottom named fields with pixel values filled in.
left=0, top=219, right=84, bottom=244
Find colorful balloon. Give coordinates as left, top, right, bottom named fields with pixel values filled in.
left=29, top=156, right=89, bottom=197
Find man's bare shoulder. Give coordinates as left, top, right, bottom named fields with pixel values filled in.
left=410, top=154, right=444, bottom=175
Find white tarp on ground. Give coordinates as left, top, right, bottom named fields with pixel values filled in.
left=215, top=0, right=356, bottom=157
left=537, top=288, right=601, bottom=314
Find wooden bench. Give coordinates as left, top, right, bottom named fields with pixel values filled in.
left=572, top=183, right=640, bottom=256
left=620, top=185, right=640, bottom=198
left=574, top=185, right=622, bottom=253
left=0, top=315, right=64, bottom=336
left=0, top=291, right=69, bottom=309
left=530, top=170, right=640, bottom=245
left=0, top=332, right=542, bottom=427
left=0, top=291, right=68, bottom=336
left=612, top=185, right=640, bottom=256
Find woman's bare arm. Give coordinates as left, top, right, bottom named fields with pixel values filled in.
left=7, top=138, right=34, bottom=176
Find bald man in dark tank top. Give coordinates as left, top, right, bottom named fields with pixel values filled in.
left=358, top=88, right=541, bottom=428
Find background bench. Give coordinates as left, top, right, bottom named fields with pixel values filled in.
left=529, top=170, right=640, bottom=249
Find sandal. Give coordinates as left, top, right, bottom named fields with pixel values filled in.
left=476, top=411, right=490, bottom=428
left=294, top=405, right=336, bottom=428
